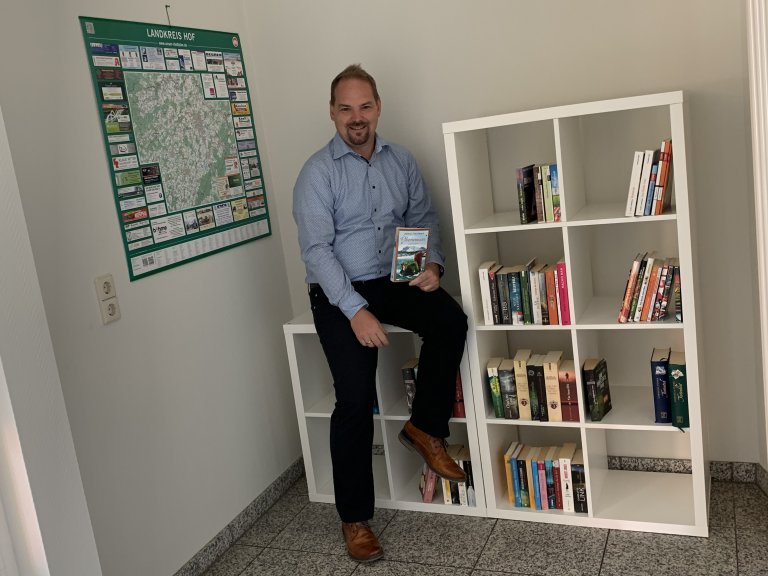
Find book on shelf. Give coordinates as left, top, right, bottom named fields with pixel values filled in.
left=657, top=257, right=678, bottom=321
left=542, top=164, right=555, bottom=222
left=530, top=262, right=546, bottom=325
left=498, top=358, right=519, bottom=419
left=558, top=359, right=580, bottom=422
left=478, top=260, right=496, bottom=325
left=507, top=264, right=525, bottom=325
left=550, top=164, right=561, bottom=222
left=640, top=258, right=663, bottom=322
left=533, top=262, right=549, bottom=324
left=504, top=440, right=520, bottom=505
left=618, top=252, right=647, bottom=323
left=496, top=266, right=512, bottom=324
left=513, top=349, right=533, bottom=420
left=558, top=442, right=577, bottom=512
left=516, top=445, right=532, bottom=508
left=543, top=350, right=564, bottom=422
left=528, top=446, right=542, bottom=509
left=544, top=264, right=559, bottom=325
left=459, top=447, right=476, bottom=507
left=453, top=370, right=466, bottom=418
left=582, top=357, right=612, bottom=421
left=633, top=251, right=658, bottom=322
left=419, top=463, right=439, bottom=503
left=517, top=164, right=537, bottom=224
left=642, top=157, right=660, bottom=216
left=527, top=354, right=546, bottom=421
left=556, top=259, right=570, bottom=325
left=625, top=150, right=645, bottom=216
left=544, top=446, right=558, bottom=509
left=442, top=444, right=464, bottom=505
left=650, top=260, right=671, bottom=321
left=401, top=357, right=419, bottom=414
left=391, top=227, right=429, bottom=282
left=572, top=449, right=588, bottom=513
left=537, top=457, right=548, bottom=510
left=671, top=260, right=683, bottom=322
left=650, top=347, right=672, bottom=424
left=654, top=139, right=673, bottom=215
left=486, top=357, right=504, bottom=418
left=635, top=149, right=656, bottom=217
left=533, top=165, right=545, bottom=224
left=520, top=258, right=536, bottom=325
left=669, top=350, right=689, bottom=428
left=488, top=263, right=503, bottom=324
left=628, top=254, right=649, bottom=321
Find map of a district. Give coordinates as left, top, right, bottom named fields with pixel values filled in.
left=125, top=72, right=237, bottom=213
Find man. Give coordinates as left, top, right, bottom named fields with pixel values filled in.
left=293, top=64, right=467, bottom=562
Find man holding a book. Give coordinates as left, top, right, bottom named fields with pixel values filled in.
left=293, top=64, right=467, bottom=562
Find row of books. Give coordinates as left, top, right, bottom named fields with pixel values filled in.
left=401, top=358, right=465, bottom=418
left=517, top=163, right=561, bottom=224
left=486, top=351, right=579, bottom=422
left=650, top=348, right=689, bottom=427
left=618, top=253, right=681, bottom=324
left=503, top=441, right=587, bottom=513
left=419, top=444, right=476, bottom=506
left=478, top=259, right=570, bottom=326
left=625, top=139, right=673, bottom=217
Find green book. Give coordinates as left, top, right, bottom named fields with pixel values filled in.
left=486, top=357, right=504, bottom=418
left=669, top=350, right=689, bottom=428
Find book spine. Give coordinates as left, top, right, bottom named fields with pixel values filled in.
left=499, top=366, right=519, bottom=419
left=545, top=267, right=559, bottom=325
left=633, top=256, right=654, bottom=322
left=514, top=360, right=532, bottom=421
left=556, top=260, right=570, bottom=325
left=560, top=457, right=574, bottom=512
left=488, top=267, right=501, bottom=324
left=516, top=167, right=527, bottom=225
left=573, top=466, right=588, bottom=513
left=651, top=263, right=670, bottom=321
left=534, top=363, right=548, bottom=422
left=658, top=260, right=676, bottom=320
left=543, top=164, right=554, bottom=222
left=625, top=150, right=644, bottom=216
left=527, top=364, right=540, bottom=421
left=669, top=357, right=689, bottom=428
left=640, top=264, right=660, bottom=322
left=618, top=255, right=642, bottom=323
left=552, top=461, right=563, bottom=509
left=531, top=457, right=541, bottom=510
left=651, top=359, right=672, bottom=424
left=543, top=361, right=563, bottom=422
left=545, top=459, right=556, bottom=509
left=518, top=458, right=530, bottom=508
left=508, top=271, right=524, bottom=325
left=401, top=364, right=416, bottom=414
left=534, top=165, right=545, bottom=224
left=628, top=256, right=648, bottom=322
left=422, top=468, right=437, bottom=503
left=523, top=165, right=536, bottom=224
left=487, top=363, right=504, bottom=418
left=537, top=462, right=548, bottom=510
left=643, top=161, right=659, bottom=215
left=559, top=368, right=580, bottom=422
left=550, top=164, right=561, bottom=222
left=510, top=456, right=521, bottom=507
left=463, top=459, right=476, bottom=507
left=520, top=269, right=532, bottom=325
left=530, top=269, right=542, bottom=325
left=672, top=263, right=683, bottom=322
left=635, top=149, right=654, bottom=216
left=478, top=264, right=494, bottom=325
left=498, top=271, right=511, bottom=325
left=538, top=268, right=549, bottom=324
left=453, top=371, right=465, bottom=418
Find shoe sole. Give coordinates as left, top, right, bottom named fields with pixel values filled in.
left=347, top=549, right=384, bottom=563
left=398, top=429, right=467, bottom=483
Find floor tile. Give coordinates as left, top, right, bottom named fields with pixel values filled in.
left=202, top=545, right=262, bottom=576
left=709, top=481, right=735, bottom=527
left=354, top=559, right=472, bottom=575
left=736, top=525, right=768, bottom=576
left=241, top=547, right=357, bottom=576
left=289, top=474, right=308, bottom=495
left=733, top=482, right=768, bottom=529
left=377, top=510, right=495, bottom=569
left=599, top=525, right=736, bottom=576
left=475, top=520, right=607, bottom=575
left=270, top=502, right=395, bottom=555
left=471, top=572, right=530, bottom=576
left=238, top=492, right=309, bottom=547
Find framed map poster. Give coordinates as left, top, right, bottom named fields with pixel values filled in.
left=79, top=17, right=271, bottom=280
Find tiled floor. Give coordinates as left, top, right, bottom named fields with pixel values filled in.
left=203, top=478, right=768, bottom=576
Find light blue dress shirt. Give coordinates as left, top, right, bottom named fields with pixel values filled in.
left=294, top=133, right=445, bottom=319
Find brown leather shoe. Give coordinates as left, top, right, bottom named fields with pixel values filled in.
left=341, top=521, right=383, bottom=562
left=398, top=421, right=467, bottom=482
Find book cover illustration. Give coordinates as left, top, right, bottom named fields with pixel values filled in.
left=391, top=227, right=430, bottom=282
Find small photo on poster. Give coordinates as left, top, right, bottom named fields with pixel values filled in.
left=178, top=49, right=193, bottom=71
left=223, top=52, right=243, bottom=77
left=242, top=156, right=260, bottom=179
left=213, top=201, right=234, bottom=226
left=226, top=76, right=246, bottom=89
left=122, top=206, right=149, bottom=224
left=231, top=102, right=250, bottom=116
left=201, top=74, right=216, bottom=99
left=102, top=103, right=131, bottom=133
left=100, top=82, right=125, bottom=101
left=183, top=210, right=200, bottom=234
left=119, top=45, right=141, bottom=69
left=214, top=74, right=229, bottom=99
left=231, top=197, right=248, bottom=221
left=117, top=184, right=144, bottom=199
left=191, top=50, right=207, bottom=70
left=205, top=51, right=224, bottom=72
left=140, top=46, right=166, bottom=70
left=142, top=165, right=161, bottom=185
left=196, top=206, right=215, bottom=230
left=97, top=68, right=124, bottom=81
left=224, top=156, right=240, bottom=176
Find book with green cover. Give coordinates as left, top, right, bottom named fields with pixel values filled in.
left=486, top=357, right=504, bottom=418
left=669, top=350, right=689, bottom=428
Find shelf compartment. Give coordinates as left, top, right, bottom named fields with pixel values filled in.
left=292, top=334, right=334, bottom=414
left=377, top=333, right=420, bottom=416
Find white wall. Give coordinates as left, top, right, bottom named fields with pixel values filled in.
left=0, top=2, right=299, bottom=576
left=246, top=0, right=760, bottom=462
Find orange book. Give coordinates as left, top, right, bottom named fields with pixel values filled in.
left=654, top=139, right=672, bottom=214
left=618, top=253, right=646, bottom=323
left=640, top=261, right=662, bottom=321
left=544, top=265, right=559, bottom=325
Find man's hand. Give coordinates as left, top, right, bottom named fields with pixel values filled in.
left=351, top=308, right=389, bottom=348
left=409, top=262, right=441, bottom=292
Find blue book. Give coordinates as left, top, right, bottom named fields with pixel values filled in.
left=545, top=456, right=556, bottom=509
left=531, top=450, right=541, bottom=510
left=507, top=265, right=524, bottom=325
left=651, top=347, right=672, bottom=423
left=643, top=154, right=660, bottom=215
left=511, top=448, right=522, bottom=507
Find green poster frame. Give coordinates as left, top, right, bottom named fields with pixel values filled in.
left=80, top=16, right=271, bottom=280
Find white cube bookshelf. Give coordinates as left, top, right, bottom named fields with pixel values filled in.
left=283, top=311, right=487, bottom=516
left=443, top=91, right=709, bottom=535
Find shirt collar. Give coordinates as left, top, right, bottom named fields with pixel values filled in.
left=330, top=132, right=389, bottom=160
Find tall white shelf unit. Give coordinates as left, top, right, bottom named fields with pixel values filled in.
left=443, top=91, right=709, bottom=535
left=283, top=311, right=487, bottom=516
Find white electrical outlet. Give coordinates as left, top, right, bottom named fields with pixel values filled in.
left=99, top=297, right=121, bottom=325
left=94, top=274, right=117, bottom=301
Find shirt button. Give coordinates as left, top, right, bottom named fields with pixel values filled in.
left=378, top=250, right=381, bottom=254
left=377, top=227, right=381, bottom=230
left=372, top=186, right=376, bottom=189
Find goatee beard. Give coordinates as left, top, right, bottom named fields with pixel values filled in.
left=347, top=123, right=369, bottom=146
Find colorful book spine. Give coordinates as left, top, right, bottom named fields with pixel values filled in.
left=497, top=267, right=511, bottom=324
left=550, top=164, right=561, bottom=222
left=619, top=252, right=646, bottom=323
left=558, top=359, right=580, bottom=422
left=582, top=358, right=612, bottom=421
left=543, top=164, right=554, bottom=222
left=498, top=359, right=519, bottom=419
left=452, top=370, right=465, bottom=418
left=486, top=357, right=504, bottom=418
left=537, top=461, right=548, bottom=510
left=545, top=265, right=559, bottom=325
left=543, top=351, right=563, bottom=422
left=488, top=263, right=503, bottom=324
left=556, top=259, right=570, bottom=325
left=650, top=347, right=672, bottom=424
left=572, top=449, right=588, bottom=513
left=533, top=165, right=545, bottom=224
left=513, top=349, right=533, bottom=420
left=507, top=267, right=524, bottom=325
left=669, top=350, right=689, bottom=428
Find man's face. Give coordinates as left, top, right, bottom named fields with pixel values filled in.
left=330, top=78, right=381, bottom=151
